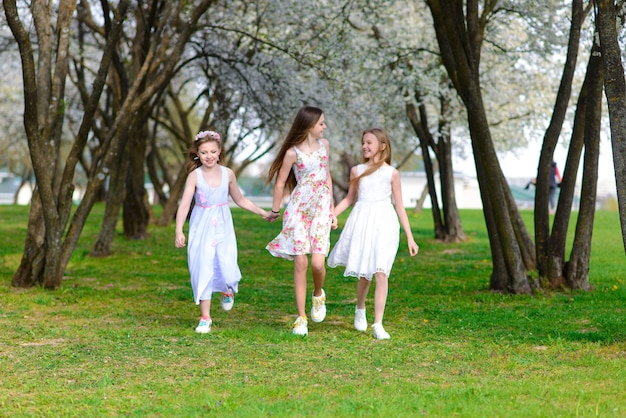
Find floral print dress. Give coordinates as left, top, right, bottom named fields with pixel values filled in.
left=266, top=139, right=333, bottom=260
left=187, top=166, right=240, bottom=304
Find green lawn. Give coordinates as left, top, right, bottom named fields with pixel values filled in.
left=0, top=205, right=624, bottom=417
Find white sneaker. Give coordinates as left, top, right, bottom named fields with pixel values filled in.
left=310, top=289, right=326, bottom=323
left=221, top=290, right=234, bottom=311
left=354, top=307, right=367, bottom=331
left=372, top=322, right=390, bottom=340
left=292, top=316, right=308, bottom=336
left=195, top=318, right=212, bottom=334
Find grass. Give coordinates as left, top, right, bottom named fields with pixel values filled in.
left=0, top=204, right=625, bottom=417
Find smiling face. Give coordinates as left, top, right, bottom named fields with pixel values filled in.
left=197, top=140, right=221, bottom=168
left=361, top=132, right=383, bottom=162
left=309, top=113, right=326, bottom=139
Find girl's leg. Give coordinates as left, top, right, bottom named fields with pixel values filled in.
left=373, top=272, right=388, bottom=324
left=195, top=299, right=213, bottom=333
left=199, top=299, right=212, bottom=320
left=293, top=255, right=308, bottom=318
left=356, top=277, right=371, bottom=309
left=354, top=277, right=371, bottom=331
left=310, top=253, right=326, bottom=296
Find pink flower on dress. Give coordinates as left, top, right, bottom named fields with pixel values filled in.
left=211, top=240, right=217, bottom=247
left=196, top=191, right=206, bottom=205
left=211, top=218, right=218, bottom=226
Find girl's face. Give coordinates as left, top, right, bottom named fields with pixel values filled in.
left=362, top=132, right=383, bottom=161
left=197, top=141, right=221, bottom=168
left=309, top=114, right=326, bottom=139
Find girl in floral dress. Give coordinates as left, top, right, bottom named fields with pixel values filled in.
left=266, top=106, right=337, bottom=336
left=175, top=130, right=272, bottom=334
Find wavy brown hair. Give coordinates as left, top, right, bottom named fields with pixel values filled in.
left=267, top=106, right=324, bottom=192
left=350, top=128, right=392, bottom=192
left=184, top=130, right=222, bottom=174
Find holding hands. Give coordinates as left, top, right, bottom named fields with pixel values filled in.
left=265, top=210, right=281, bottom=222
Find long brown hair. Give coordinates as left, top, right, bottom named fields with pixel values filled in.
left=184, top=130, right=222, bottom=174
left=267, top=106, right=324, bottom=192
left=350, top=128, right=392, bottom=192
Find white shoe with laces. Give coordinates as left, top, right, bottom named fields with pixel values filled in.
left=354, top=307, right=367, bottom=332
left=310, top=289, right=326, bottom=323
left=292, top=316, right=308, bottom=336
left=221, top=290, right=234, bottom=311
left=372, top=322, right=390, bottom=340
left=195, top=318, right=212, bottom=334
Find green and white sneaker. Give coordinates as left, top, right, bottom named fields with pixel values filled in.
left=195, top=318, right=212, bottom=334
left=221, top=291, right=234, bottom=311
left=292, top=316, right=308, bottom=336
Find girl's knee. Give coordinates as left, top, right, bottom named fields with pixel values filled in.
left=294, top=256, right=308, bottom=272
left=374, top=272, right=388, bottom=283
left=311, top=258, right=326, bottom=275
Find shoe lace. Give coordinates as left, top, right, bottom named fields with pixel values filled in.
left=312, top=295, right=325, bottom=311
left=293, top=317, right=307, bottom=328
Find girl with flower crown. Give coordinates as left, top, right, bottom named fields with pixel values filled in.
left=175, top=130, right=274, bottom=334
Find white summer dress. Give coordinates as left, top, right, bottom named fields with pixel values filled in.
left=328, top=164, right=400, bottom=280
left=187, top=166, right=240, bottom=304
left=266, top=140, right=333, bottom=260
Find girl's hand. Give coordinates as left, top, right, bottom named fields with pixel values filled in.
left=175, top=232, right=186, bottom=248
left=331, top=214, right=338, bottom=230
left=408, top=240, right=419, bottom=256
left=264, top=211, right=281, bottom=222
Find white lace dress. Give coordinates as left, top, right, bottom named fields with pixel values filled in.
left=328, top=164, right=400, bottom=280
left=187, top=166, right=240, bottom=304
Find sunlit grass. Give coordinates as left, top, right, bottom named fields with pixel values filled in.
left=0, top=204, right=625, bottom=417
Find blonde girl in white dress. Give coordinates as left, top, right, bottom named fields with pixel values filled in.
left=266, top=106, right=337, bottom=336
left=328, top=128, right=419, bottom=340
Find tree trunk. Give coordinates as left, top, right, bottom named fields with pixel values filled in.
left=595, top=0, right=626, bottom=252
left=437, top=92, right=465, bottom=243
left=535, top=0, right=586, bottom=277
left=123, top=125, right=150, bottom=240
left=90, top=147, right=130, bottom=257
left=546, top=37, right=603, bottom=289
left=565, top=29, right=604, bottom=289
left=154, top=163, right=188, bottom=226
left=12, top=190, right=45, bottom=287
left=426, top=0, right=531, bottom=293
left=406, top=88, right=465, bottom=243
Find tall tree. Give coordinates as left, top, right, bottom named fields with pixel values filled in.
left=5, top=0, right=129, bottom=288
left=5, top=0, right=215, bottom=288
left=73, top=1, right=217, bottom=256
left=426, top=0, right=535, bottom=293
left=595, top=0, right=626, bottom=251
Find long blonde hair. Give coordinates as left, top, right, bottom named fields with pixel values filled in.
left=184, top=130, right=222, bottom=173
left=350, top=128, right=392, bottom=192
left=267, top=106, right=324, bottom=192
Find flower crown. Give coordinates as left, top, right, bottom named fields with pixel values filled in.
left=195, top=130, right=221, bottom=142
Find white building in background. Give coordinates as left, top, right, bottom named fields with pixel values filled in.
left=399, top=171, right=483, bottom=210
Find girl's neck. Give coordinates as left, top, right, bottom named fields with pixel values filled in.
left=304, top=135, right=318, bottom=148
left=366, top=156, right=384, bottom=165
left=200, top=164, right=220, bottom=173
